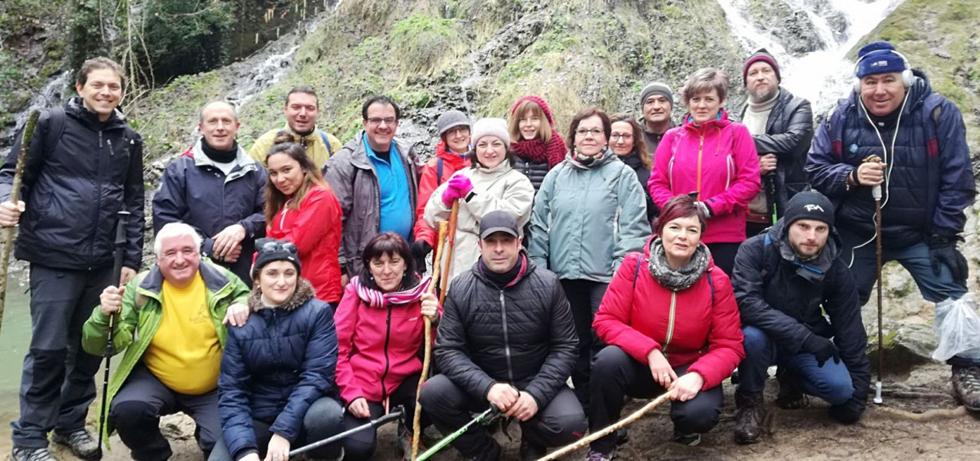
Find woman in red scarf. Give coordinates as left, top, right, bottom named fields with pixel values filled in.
left=508, top=95, right=567, bottom=191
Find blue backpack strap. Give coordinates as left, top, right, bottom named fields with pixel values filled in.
left=436, top=157, right=444, bottom=184
left=319, top=130, right=333, bottom=157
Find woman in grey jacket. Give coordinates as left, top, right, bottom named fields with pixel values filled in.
left=529, top=107, right=651, bottom=405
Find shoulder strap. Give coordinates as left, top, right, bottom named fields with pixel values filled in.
left=706, top=269, right=715, bottom=306
left=436, top=157, right=444, bottom=184
left=319, top=130, right=333, bottom=157
left=44, top=107, right=67, bottom=152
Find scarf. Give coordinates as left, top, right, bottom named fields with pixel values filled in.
left=477, top=251, right=528, bottom=289
left=647, top=238, right=710, bottom=291
left=350, top=275, right=431, bottom=309
left=511, top=132, right=567, bottom=168
left=201, top=139, right=238, bottom=164
left=248, top=278, right=315, bottom=312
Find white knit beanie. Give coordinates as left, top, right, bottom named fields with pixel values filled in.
left=470, top=118, right=510, bottom=149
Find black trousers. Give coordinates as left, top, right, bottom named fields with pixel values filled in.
left=588, top=346, right=723, bottom=455
left=559, top=279, right=608, bottom=406
left=109, top=364, right=222, bottom=461
left=341, top=372, right=423, bottom=460
left=706, top=242, right=740, bottom=277
left=419, top=374, right=586, bottom=461
left=12, top=264, right=112, bottom=448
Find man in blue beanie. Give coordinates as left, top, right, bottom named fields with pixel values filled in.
left=805, top=40, right=978, bottom=411
left=731, top=190, right=870, bottom=443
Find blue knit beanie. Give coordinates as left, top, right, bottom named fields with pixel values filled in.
left=855, top=40, right=906, bottom=78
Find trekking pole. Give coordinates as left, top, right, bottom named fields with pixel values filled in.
left=98, top=210, right=130, bottom=454
left=416, top=407, right=497, bottom=461
left=289, top=406, right=404, bottom=458
left=411, top=221, right=449, bottom=460
left=765, top=173, right=778, bottom=226
left=873, top=179, right=885, bottom=405
left=438, top=201, right=461, bottom=306
left=539, top=393, right=670, bottom=460
left=0, top=110, right=40, bottom=332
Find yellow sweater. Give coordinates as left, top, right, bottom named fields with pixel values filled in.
left=248, top=125, right=342, bottom=170
left=142, top=275, right=222, bottom=395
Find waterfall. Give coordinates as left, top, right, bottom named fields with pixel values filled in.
left=718, top=0, right=905, bottom=114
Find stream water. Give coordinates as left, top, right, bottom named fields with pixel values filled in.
left=0, top=284, right=34, bottom=431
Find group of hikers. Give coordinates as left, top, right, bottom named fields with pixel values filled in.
left=0, top=37, right=977, bottom=461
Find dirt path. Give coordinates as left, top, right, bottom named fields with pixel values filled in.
left=3, top=363, right=978, bottom=460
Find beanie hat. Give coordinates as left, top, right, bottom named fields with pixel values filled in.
left=470, top=118, right=510, bottom=149
left=251, top=238, right=301, bottom=279
left=783, top=190, right=835, bottom=228
left=436, top=110, right=471, bottom=138
left=510, top=95, right=556, bottom=126
left=639, top=82, right=674, bottom=108
left=743, top=48, right=781, bottom=84
left=855, top=40, right=907, bottom=78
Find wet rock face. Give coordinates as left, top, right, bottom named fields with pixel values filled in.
left=744, top=0, right=826, bottom=56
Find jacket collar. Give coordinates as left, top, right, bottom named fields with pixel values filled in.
left=681, top=108, right=732, bottom=133
left=347, top=130, right=413, bottom=170
left=767, top=218, right=842, bottom=283
left=565, top=149, right=616, bottom=170
left=185, top=138, right=258, bottom=180
left=138, top=259, right=232, bottom=297
left=65, top=97, right=128, bottom=131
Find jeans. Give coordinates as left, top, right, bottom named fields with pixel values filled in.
left=737, top=326, right=853, bottom=405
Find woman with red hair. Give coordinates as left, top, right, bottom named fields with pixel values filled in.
left=585, top=195, right=744, bottom=459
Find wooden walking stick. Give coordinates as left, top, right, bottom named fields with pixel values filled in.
left=0, top=110, right=40, bottom=332
left=411, top=221, right=449, bottom=460
left=539, top=393, right=671, bottom=460
left=438, top=201, right=461, bottom=306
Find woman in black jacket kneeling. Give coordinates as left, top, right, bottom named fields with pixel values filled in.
left=209, top=239, right=344, bottom=461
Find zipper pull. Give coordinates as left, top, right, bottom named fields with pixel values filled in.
left=107, top=138, right=114, bottom=156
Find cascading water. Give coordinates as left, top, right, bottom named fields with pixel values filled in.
left=717, top=0, right=906, bottom=114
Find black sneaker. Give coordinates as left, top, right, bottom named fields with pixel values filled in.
left=952, top=365, right=980, bottom=411
left=51, top=429, right=101, bottom=460
left=672, top=430, right=701, bottom=447
left=11, top=447, right=56, bottom=461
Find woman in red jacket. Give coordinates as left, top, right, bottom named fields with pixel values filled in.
left=586, top=195, right=744, bottom=460
left=334, top=232, right=438, bottom=460
left=647, top=68, right=761, bottom=276
left=264, top=133, right=344, bottom=304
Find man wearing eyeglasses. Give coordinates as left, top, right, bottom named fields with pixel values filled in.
left=739, top=49, right=814, bottom=237
left=324, top=95, right=420, bottom=279
left=153, top=101, right=267, bottom=284
left=82, top=222, right=251, bottom=461
left=248, top=85, right=343, bottom=170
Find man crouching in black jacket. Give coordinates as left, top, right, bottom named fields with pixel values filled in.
left=731, top=191, right=870, bottom=445
left=419, top=210, right=585, bottom=461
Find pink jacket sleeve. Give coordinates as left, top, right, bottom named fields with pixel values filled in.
left=334, top=283, right=363, bottom=405
left=702, top=124, right=762, bottom=216
left=593, top=253, right=661, bottom=364
left=685, top=270, right=746, bottom=390
left=648, top=130, right=678, bottom=208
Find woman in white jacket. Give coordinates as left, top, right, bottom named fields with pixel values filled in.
left=424, top=118, right=535, bottom=281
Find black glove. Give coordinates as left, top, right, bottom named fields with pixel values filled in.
left=802, top=334, right=840, bottom=367
left=927, top=233, right=968, bottom=283
left=828, top=397, right=866, bottom=424
left=410, top=240, right=432, bottom=275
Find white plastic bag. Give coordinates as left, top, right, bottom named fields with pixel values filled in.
left=933, top=293, right=980, bottom=361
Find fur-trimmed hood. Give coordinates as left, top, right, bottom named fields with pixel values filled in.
left=248, top=278, right=315, bottom=312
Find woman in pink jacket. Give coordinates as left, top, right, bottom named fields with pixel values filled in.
left=334, top=232, right=439, bottom=460
left=648, top=68, right=761, bottom=275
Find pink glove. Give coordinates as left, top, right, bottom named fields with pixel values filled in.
left=441, top=175, right=473, bottom=206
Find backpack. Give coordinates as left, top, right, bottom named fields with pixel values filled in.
left=318, top=130, right=334, bottom=157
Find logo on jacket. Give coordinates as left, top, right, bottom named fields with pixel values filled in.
left=803, top=204, right=825, bottom=213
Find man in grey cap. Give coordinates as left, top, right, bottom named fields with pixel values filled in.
left=638, top=82, right=675, bottom=157
left=420, top=210, right=584, bottom=461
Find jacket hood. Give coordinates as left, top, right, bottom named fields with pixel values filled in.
left=435, top=140, right=470, bottom=166
left=248, top=278, right=315, bottom=312
left=65, top=96, right=128, bottom=130
left=766, top=218, right=842, bottom=283
left=138, top=259, right=232, bottom=297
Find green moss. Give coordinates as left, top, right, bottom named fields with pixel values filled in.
left=390, top=14, right=461, bottom=75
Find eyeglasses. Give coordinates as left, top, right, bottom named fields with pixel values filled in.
left=575, top=128, right=604, bottom=138
left=610, top=133, right=633, bottom=140
left=258, top=239, right=298, bottom=255
left=366, top=117, right=397, bottom=126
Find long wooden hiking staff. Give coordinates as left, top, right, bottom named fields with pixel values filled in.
left=411, top=201, right=461, bottom=460
left=540, top=393, right=671, bottom=460
left=98, top=210, right=130, bottom=455
left=0, top=110, right=40, bottom=332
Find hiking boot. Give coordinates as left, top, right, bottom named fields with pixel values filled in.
left=51, top=429, right=101, bottom=460
left=615, top=427, right=629, bottom=446
left=775, top=368, right=809, bottom=409
left=519, top=438, right=546, bottom=461
left=11, top=447, right=56, bottom=461
left=671, top=429, right=701, bottom=447
left=584, top=449, right=613, bottom=461
left=734, top=392, right=766, bottom=445
left=952, top=365, right=980, bottom=411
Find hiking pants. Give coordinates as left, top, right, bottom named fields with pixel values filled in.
left=340, top=372, right=423, bottom=460
left=737, top=326, right=854, bottom=405
left=11, top=264, right=111, bottom=449
left=419, top=374, right=586, bottom=460
left=588, top=346, right=723, bottom=455
left=560, top=279, right=608, bottom=406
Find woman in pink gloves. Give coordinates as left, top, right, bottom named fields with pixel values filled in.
left=424, top=118, right=535, bottom=281
left=647, top=68, right=761, bottom=275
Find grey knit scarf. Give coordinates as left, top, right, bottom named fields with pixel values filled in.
left=647, top=238, right=710, bottom=291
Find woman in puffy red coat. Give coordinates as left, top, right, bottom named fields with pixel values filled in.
left=586, top=195, right=744, bottom=460
left=264, top=133, right=344, bottom=304
left=334, top=232, right=439, bottom=460
left=648, top=68, right=761, bottom=276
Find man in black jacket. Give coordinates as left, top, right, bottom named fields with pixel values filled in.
left=731, top=191, right=870, bottom=445
left=419, top=210, right=584, bottom=461
left=0, top=57, right=145, bottom=461
left=740, top=49, right=814, bottom=237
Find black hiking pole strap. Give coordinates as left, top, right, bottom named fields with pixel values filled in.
left=288, top=406, right=404, bottom=458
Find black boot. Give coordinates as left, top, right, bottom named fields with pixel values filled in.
left=734, top=392, right=766, bottom=445
left=775, top=368, right=809, bottom=409
left=952, top=365, right=980, bottom=411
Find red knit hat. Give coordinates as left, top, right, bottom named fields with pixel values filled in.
left=743, top=48, right=781, bottom=85
left=510, top=95, right=556, bottom=126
